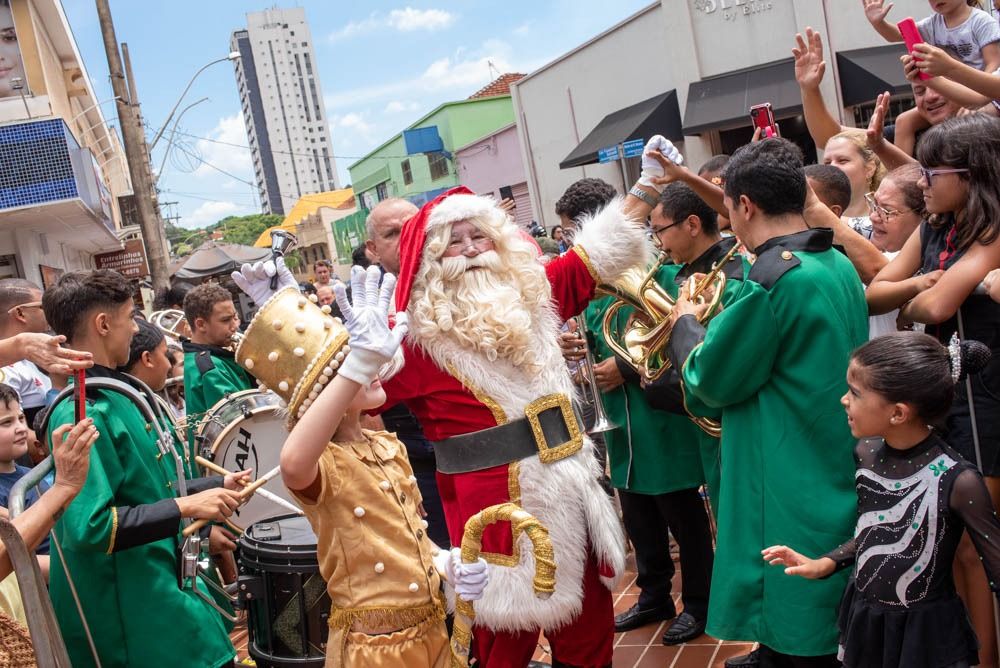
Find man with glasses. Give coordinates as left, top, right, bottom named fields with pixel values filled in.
left=0, top=279, right=52, bottom=425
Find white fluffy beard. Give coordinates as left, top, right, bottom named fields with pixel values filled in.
left=413, top=250, right=547, bottom=373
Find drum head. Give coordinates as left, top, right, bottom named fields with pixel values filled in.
left=209, top=402, right=300, bottom=532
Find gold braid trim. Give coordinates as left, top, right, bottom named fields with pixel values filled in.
left=571, top=245, right=601, bottom=283
left=450, top=503, right=556, bottom=667
left=328, top=599, right=445, bottom=631
left=481, top=462, right=523, bottom=568
left=106, top=507, right=119, bottom=555
left=446, top=364, right=507, bottom=425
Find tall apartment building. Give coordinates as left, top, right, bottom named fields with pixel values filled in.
left=231, top=8, right=339, bottom=215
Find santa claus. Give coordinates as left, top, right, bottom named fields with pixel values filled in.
left=234, top=182, right=650, bottom=667
left=379, top=185, right=647, bottom=667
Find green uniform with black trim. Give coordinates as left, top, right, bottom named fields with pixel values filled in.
left=46, top=366, right=234, bottom=668
left=183, top=341, right=254, bottom=461
left=585, top=292, right=704, bottom=494
left=666, top=229, right=867, bottom=656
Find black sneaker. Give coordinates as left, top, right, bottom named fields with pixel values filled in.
left=724, top=648, right=761, bottom=667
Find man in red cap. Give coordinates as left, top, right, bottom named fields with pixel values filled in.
left=382, top=184, right=648, bottom=668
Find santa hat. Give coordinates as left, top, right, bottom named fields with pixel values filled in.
left=394, top=185, right=480, bottom=311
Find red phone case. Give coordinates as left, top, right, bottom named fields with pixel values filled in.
left=898, top=17, right=931, bottom=80
left=750, top=103, right=777, bottom=138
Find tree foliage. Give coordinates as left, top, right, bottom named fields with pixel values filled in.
left=210, top=214, right=283, bottom=246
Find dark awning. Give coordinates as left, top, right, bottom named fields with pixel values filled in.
left=836, top=44, right=910, bottom=107
left=682, top=59, right=802, bottom=135
left=559, top=90, right=683, bottom=169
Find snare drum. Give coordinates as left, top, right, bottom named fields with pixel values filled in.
left=239, top=515, right=329, bottom=668
left=195, top=390, right=300, bottom=531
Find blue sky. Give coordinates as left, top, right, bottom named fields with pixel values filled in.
left=60, top=1, right=652, bottom=228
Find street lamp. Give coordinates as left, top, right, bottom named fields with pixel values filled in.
left=149, top=51, right=240, bottom=153
left=157, top=96, right=209, bottom=178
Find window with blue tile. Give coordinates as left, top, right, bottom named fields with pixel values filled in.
left=0, top=119, right=80, bottom=210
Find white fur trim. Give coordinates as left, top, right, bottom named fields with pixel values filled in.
left=570, top=196, right=652, bottom=282
left=426, top=193, right=498, bottom=231
left=408, top=278, right=626, bottom=633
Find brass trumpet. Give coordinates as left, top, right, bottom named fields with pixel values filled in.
left=597, top=244, right=740, bottom=437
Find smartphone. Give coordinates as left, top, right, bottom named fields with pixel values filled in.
left=74, top=369, right=86, bottom=422
left=898, top=17, right=931, bottom=80
left=749, top=103, right=778, bottom=138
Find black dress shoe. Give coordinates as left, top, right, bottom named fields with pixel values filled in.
left=661, top=611, right=706, bottom=645
left=614, top=601, right=677, bottom=632
left=724, top=648, right=761, bottom=667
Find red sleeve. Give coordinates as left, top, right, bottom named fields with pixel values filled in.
left=545, top=247, right=598, bottom=322
left=369, top=342, right=423, bottom=416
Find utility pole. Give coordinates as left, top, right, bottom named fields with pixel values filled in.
left=94, top=0, right=170, bottom=292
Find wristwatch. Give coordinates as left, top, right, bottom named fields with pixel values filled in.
left=629, top=186, right=658, bottom=208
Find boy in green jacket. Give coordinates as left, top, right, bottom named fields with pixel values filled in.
left=182, top=282, right=253, bottom=460
left=43, top=270, right=246, bottom=667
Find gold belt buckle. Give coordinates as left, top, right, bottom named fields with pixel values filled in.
left=524, top=394, right=583, bottom=464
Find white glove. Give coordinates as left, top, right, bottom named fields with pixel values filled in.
left=231, top=256, right=298, bottom=305
left=434, top=548, right=489, bottom=602
left=638, top=135, right=684, bottom=193
left=335, top=266, right=409, bottom=385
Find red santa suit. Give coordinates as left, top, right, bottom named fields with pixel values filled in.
left=382, top=187, right=647, bottom=668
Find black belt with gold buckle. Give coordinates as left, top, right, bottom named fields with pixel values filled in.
left=432, top=394, right=584, bottom=474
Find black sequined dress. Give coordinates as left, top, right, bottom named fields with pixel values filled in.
left=823, top=434, right=1000, bottom=668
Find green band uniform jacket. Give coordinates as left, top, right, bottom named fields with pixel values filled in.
left=46, top=365, right=234, bottom=667
left=667, top=228, right=868, bottom=656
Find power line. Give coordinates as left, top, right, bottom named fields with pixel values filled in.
left=165, top=125, right=415, bottom=161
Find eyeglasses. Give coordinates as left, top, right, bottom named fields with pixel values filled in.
left=649, top=220, right=683, bottom=235
left=446, top=235, right=493, bottom=252
left=919, top=167, right=970, bottom=186
left=864, top=192, right=911, bottom=219
left=5, top=301, right=42, bottom=315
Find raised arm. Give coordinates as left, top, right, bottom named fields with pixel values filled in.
left=911, top=43, right=1000, bottom=103
left=280, top=267, right=408, bottom=493
left=804, top=184, right=888, bottom=284
left=866, top=92, right=918, bottom=171
left=862, top=0, right=903, bottom=42
left=793, top=28, right=845, bottom=149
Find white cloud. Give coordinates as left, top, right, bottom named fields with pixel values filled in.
left=192, top=114, right=254, bottom=179
left=325, top=40, right=533, bottom=111
left=513, top=21, right=532, bottom=36
left=329, top=7, right=455, bottom=42
left=181, top=200, right=244, bottom=229
left=386, top=8, right=455, bottom=31
left=384, top=100, right=421, bottom=114
left=331, top=111, right=377, bottom=141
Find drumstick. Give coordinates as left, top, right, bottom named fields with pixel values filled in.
left=182, top=466, right=283, bottom=537
left=194, top=457, right=302, bottom=516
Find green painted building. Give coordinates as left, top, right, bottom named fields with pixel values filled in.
left=348, top=95, right=516, bottom=208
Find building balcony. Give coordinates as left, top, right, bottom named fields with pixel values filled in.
left=0, top=117, right=121, bottom=253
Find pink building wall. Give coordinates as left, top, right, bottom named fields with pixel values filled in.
left=455, top=125, right=534, bottom=215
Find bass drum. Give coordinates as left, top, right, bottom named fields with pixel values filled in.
left=239, top=515, right=329, bottom=667
left=196, top=390, right=300, bottom=531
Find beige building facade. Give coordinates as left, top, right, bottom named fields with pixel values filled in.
left=0, top=0, right=130, bottom=287
left=513, top=0, right=933, bottom=228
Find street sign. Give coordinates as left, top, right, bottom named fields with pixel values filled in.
left=597, top=145, right=620, bottom=163
left=622, top=138, right=645, bottom=158
left=95, top=239, right=150, bottom=280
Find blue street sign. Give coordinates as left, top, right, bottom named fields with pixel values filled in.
left=597, top=145, right=620, bottom=163
left=622, top=138, right=645, bottom=158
